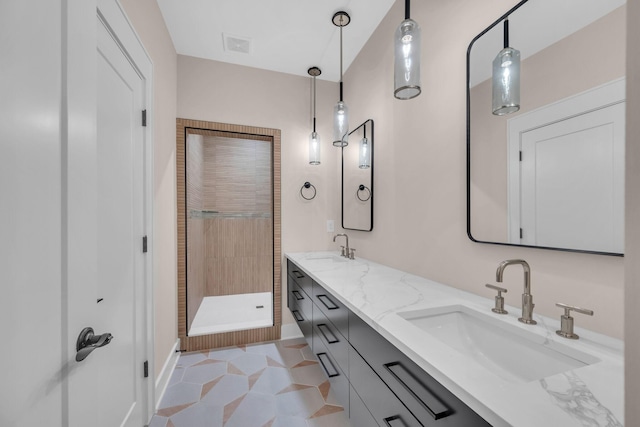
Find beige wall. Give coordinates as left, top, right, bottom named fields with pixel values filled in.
left=625, top=0, right=640, bottom=424
left=119, top=0, right=178, bottom=376
left=342, top=0, right=624, bottom=339
left=470, top=6, right=626, bottom=242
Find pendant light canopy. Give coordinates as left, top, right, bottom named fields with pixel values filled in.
left=492, top=19, right=521, bottom=115
left=394, top=0, right=421, bottom=100
left=332, top=11, right=350, bottom=147
left=308, top=66, right=322, bottom=165
left=358, top=129, right=370, bottom=169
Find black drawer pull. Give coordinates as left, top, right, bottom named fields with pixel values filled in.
left=292, top=290, right=304, bottom=300
left=384, top=415, right=408, bottom=427
left=317, top=294, right=339, bottom=310
left=317, top=323, right=339, bottom=344
left=292, top=310, right=304, bottom=322
left=317, top=352, right=340, bottom=378
left=385, top=362, right=450, bottom=420
left=292, top=270, right=305, bottom=279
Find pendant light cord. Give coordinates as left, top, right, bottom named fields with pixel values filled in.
left=339, top=23, right=344, bottom=102
left=504, top=19, right=509, bottom=49
left=312, top=76, right=317, bottom=132
left=405, top=0, right=410, bottom=20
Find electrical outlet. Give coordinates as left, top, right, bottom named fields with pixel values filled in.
left=327, top=220, right=335, bottom=233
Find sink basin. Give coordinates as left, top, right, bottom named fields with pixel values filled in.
left=306, top=255, right=348, bottom=262
left=398, top=305, right=600, bottom=383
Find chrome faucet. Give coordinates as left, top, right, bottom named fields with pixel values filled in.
left=333, top=233, right=349, bottom=257
left=496, top=259, right=537, bottom=325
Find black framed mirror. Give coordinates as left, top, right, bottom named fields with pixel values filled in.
left=342, top=119, right=374, bottom=231
left=467, top=0, right=626, bottom=256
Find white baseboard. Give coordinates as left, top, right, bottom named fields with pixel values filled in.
left=280, top=322, right=303, bottom=340
left=155, top=339, right=180, bottom=410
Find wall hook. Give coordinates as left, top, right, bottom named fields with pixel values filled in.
left=356, top=184, right=371, bottom=201
left=301, top=182, right=317, bottom=200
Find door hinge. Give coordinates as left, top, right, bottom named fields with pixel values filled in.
left=520, top=228, right=523, bottom=239
left=519, top=150, right=522, bottom=161
left=143, top=360, right=149, bottom=378
left=142, top=109, right=147, bottom=127
left=142, top=235, right=148, bottom=253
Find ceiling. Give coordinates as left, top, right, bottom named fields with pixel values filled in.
left=157, top=0, right=396, bottom=82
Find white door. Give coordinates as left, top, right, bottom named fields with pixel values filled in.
left=84, top=14, right=147, bottom=427
left=519, top=102, right=625, bottom=252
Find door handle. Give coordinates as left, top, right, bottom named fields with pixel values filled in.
left=76, top=327, right=113, bottom=362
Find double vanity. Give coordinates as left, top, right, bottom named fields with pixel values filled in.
left=286, top=252, right=623, bottom=426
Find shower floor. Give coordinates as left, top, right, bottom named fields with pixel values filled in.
left=188, top=292, right=273, bottom=336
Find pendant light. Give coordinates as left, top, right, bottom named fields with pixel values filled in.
left=308, top=67, right=322, bottom=165
left=332, top=11, right=350, bottom=147
left=394, top=0, right=421, bottom=100
left=492, top=19, right=520, bottom=115
left=358, top=126, right=370, bottom=169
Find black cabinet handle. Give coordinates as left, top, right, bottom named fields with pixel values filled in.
left=317, top=323, right=339, bottom=344
left=317, top=294, right=339, bottom=310
left=317, top=352, right=340, bottom=378
left=385, top=362, right=450, bottom=420
left=292, top=270, right=305, bottom=279
left=292, top=290, right=304, bottom=300
left=292, top=310, right=304, bottom=322
left=384, top=415, right=409, bottom=427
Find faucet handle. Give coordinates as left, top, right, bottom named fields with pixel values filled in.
left=339, top=246, right=346, bottom=257
left=349, top=248, right=356, bottom=260
left=485, top=284, right=508, bottom=314
left=555, top=303, right=594, bottom=340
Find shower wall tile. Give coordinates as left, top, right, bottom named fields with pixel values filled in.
left=186, top=133, right=206, bottom=328
left=202, top=136, right=272, bottom=213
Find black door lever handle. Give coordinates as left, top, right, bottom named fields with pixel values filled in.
left=75, top=327, right=113, bottom=362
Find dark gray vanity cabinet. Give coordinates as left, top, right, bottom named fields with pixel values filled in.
left=286, top=260, right=490, bottom=427
left=287, top=261, right=313, bottom=348
left=349, top=313, right=491, bottom=426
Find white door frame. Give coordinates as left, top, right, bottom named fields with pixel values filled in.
left=506, top=77, right=626, bottom=244
left=97, top=0, right=155, bottom=421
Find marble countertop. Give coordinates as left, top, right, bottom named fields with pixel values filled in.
left=285, top=251, right=624, bottom=427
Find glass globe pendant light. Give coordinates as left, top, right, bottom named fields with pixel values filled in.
left=332, top=11, right=350, bottom=147
left=394, top=0, right=421, bottom=100
left=308, top=67, right=322, bottom=165
left=492, top=19, right=521, bottom=115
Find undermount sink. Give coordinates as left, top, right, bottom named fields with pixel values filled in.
left=398, top=305, right=600, bottom=383
left=306, top=255, right=348, bottom=262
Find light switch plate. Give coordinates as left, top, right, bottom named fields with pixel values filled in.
left=327, top=220, right=335, bottom=233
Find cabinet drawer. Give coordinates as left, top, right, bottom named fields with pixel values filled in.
left=313, top=306, right=348, bottom=375
left=313, top=338, right=349, bottom=416
left=313, top=283, right=349, bottom=339
left=290, top=281, right=313, bottom=318
left=350, top=346, right=422, bottom=427
left=349, top=313, right=490, bottom=426
left=287, top=260, right=313, bottom=296
left=349, top=385, right=378, bottom=427
left=290, top=300, right=312, bottom=348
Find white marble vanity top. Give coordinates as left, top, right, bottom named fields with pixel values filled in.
left=285, top=251, right=624, bottom=427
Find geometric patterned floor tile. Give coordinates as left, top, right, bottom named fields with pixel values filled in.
left=150, top=338, right=352, bottom=427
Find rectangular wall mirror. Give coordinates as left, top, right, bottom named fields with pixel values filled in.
left=467, top=0, right=626, bottom=256
left=342, top=119, right=374, bottom=231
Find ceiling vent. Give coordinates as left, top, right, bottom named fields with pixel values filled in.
left=223, top=33, right=252, bottom=54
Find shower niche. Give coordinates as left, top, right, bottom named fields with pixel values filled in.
left=177, top=119, right=281, bottom=351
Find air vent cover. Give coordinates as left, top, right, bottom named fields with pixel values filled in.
left=223, top=33, right=252, bottom=54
